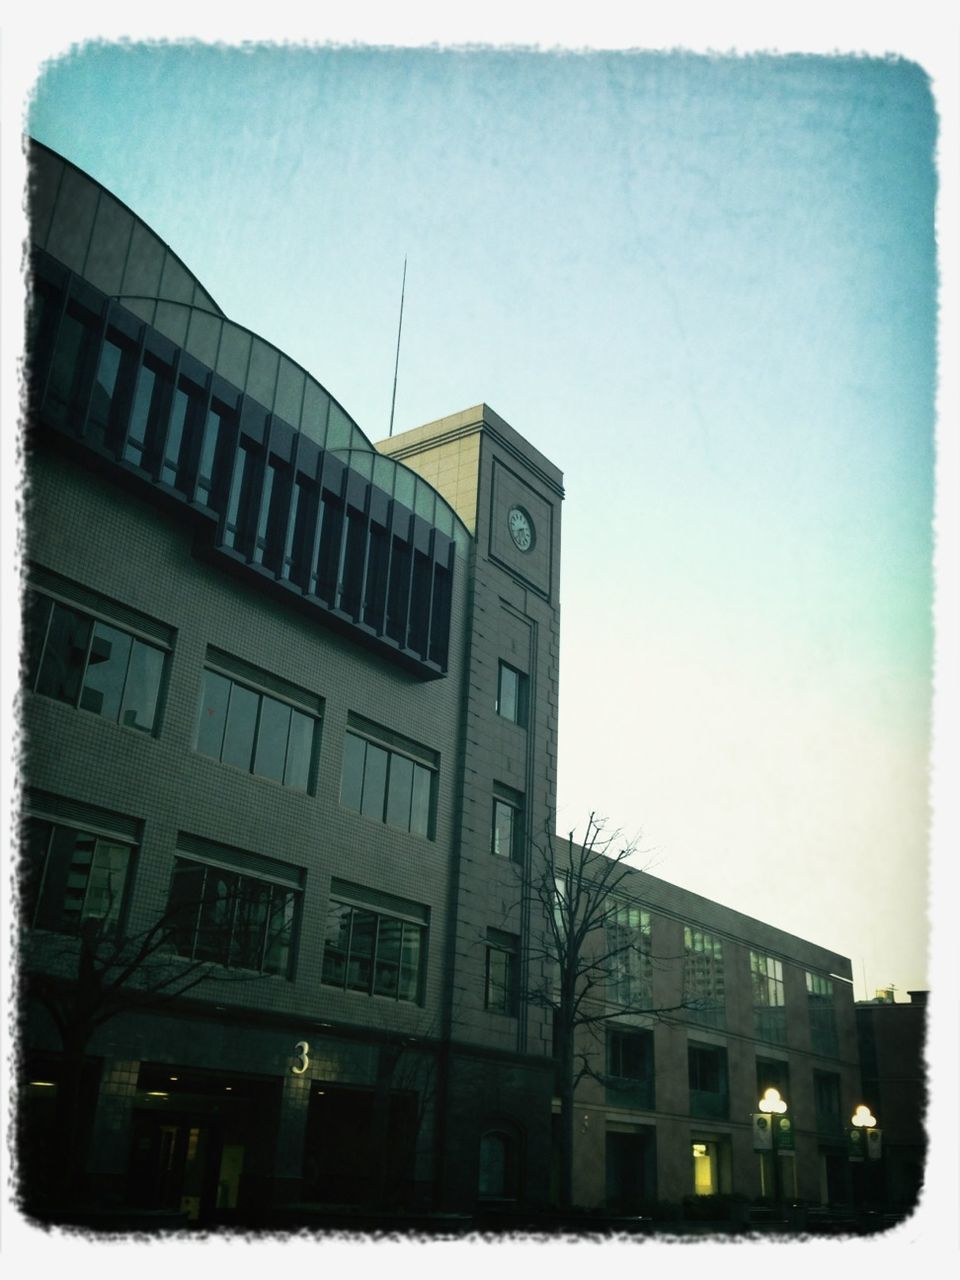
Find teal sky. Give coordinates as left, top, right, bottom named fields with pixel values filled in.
left=26, top=43, right=936, bottom=996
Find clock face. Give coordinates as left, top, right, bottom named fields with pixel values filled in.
left=507, top=506, right=534, bottom=552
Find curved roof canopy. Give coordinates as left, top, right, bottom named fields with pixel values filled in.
left=28, top=141, right=468, bottom=548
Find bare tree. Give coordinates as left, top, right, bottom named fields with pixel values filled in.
left=525, top=814, right=690, bottom=1211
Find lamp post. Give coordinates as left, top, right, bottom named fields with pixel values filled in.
left=849, top=1105, right=882, bottom=1213
left=754, top=1087, right=793, bottom=1216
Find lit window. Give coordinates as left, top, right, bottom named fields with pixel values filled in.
left=496, top=662, right=528, bottom=726
left=25, top=588, right=168, bottom=733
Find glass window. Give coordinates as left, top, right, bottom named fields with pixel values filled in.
left=813, top=1070, right=842, bottom=1133
left=496, top=662, right=528, bottom=726
left=196, top=666, right=319, bottom=792
left=26, top=590, right=166, bottom=733
left=341, top=729, right=436, bottom=839
left=606, top=901, right=653, bottom=1007
left=478, top=1131, right=517, bottom=1200
left=24, top=817, right=133, bottom=935
left=167, top=856, right=298, bottom=978
left=751, top=952, right=787, bottom=1045
left=806, top=972, right=838, bottom=1057
left=688, top=1043, right=729, bottom=1119
left=492, top=798, right=518, bottom=859
left=485, top=933, right=518, bottom=1015
left=321, top=898, right=425, bottom=1003
left=684, top=926, right=726, bottom=1028
left=123, top=363, right=161, bottom=466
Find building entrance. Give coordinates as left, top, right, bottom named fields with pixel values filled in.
left=127, top=1064, right=279, bottom=1223
left=605, top=1128, right=656, bottom=1213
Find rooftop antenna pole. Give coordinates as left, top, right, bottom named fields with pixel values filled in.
left=388, top=255, right=407, bottom=438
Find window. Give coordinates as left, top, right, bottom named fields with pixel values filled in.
left=24, top=586, right=168, bottom=733
left=496, top=662, right=528, bottom=726
left=491, top=784, right=524, bottom=860
left=691, top=1139, right=731, bottom=1196
left=21, top=802, right=137, bottom=935
left=485, top=929, right=519, bottom=1015
left=340, top=715, right=437, bottom=839
left=606, top=1028, right=655, bottom=1108
left=321, top=880, right=427, bottom=1003
left=806, top=972, right=839, bottom=1057
left=813, top=1070, right=842, bottom=1134
left=606, top=901, right=653, bottom=1008
left=478, top=1130, right=518, bottom=1200
left=167, top=842, right=302, bottom=978
left=688, top=1043, right=729, bottom=1119
left=751, top=951, right=786, bottom=1045
left=756, top=1057, right=790, bottom=1099
left=196, top=654, right=320, bottom=792
left=683, top=926, right=726, bottom=1028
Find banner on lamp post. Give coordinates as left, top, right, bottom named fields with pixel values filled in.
left=866, top=1129, right=882, bottom=1160
left=848, top=1129, right=865, bottom=1162
left=753, top=1114, right=773, bottom=1151
left=773, top=1115, right=794, bottom=1152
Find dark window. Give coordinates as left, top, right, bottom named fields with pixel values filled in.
left=756, top=1058, right=790, bottom=1098
left=161, top=382, right=203, bottom=489
left=122, top=357, right=171, bottom=470
left=167, top=857, right=298, bottom=978
left=813, top=1070, right=842, bottom=1134
left=606, top=1028, right=655, bottom=1108
left=385, top=537, right=412, bottom=643
left=282, top=477, right=321, bottom=589
left=340, top=726, right=436, bottom=839
left=222, top=439, right=262, bottom=554
left=496, top=662, right=528, bottom=726
left=45, top=302, right=99, bottom=430
left=688, top=1043, right=729, bottom=1119
left=485, top=930, right=519, bottom=1015
left=806, top=972, right=839, bottom=1057
left=195, top=404, right=228, bottom=507
left=478, top=1130, right=518, bottom=1201
left=321, top=897, right=425, bottom=1003
left=196, top=666, right=318, bottom=792
left=25, top=590, right=166, bottom=733
left=23, top=817, right=133, bottom=935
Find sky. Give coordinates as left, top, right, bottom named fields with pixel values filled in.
left=5, top=24, right=948, bottom=1007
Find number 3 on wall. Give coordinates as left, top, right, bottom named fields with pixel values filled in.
left=292, top=1040, right=310, bottom=1075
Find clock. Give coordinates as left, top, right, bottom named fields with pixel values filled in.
left=507, top=505, right=535, bottom=552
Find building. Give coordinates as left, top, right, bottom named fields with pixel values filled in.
left=18, top=140, right=866, bottom=1229
left=549, top=844, right=862, bottom=1215
left=855, top=990, right=927, bottom=1213
left=20, top=140, right=562, bottom=1223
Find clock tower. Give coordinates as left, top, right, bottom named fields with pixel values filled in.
left=378, top=403, right=563, bottom=1206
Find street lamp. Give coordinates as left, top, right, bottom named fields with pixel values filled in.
left=754, top=1087, right=794, bottom=1214
left=849, top=1104, right=882, bottom=1211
